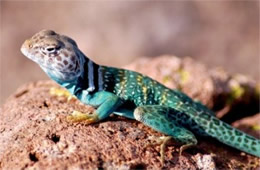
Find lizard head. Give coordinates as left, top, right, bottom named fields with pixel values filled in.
left=21, top=30, right=85, bottom=82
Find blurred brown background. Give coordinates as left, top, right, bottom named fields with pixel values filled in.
left=0, top=1, right=259, bottom=105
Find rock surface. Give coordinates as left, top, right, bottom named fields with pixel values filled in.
left=0, top=56, right=259, bottom=169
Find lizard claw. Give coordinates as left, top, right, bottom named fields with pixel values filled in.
left=67, top=110, right=99, bottom=124
left=146, top=136, right=172, bottom=164
left=179, top=143, right=194, bottom=155
left=50, top=87, right=76, bottom=102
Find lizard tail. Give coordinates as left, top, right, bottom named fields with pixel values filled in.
left=193, top=114, right=260, bottom=157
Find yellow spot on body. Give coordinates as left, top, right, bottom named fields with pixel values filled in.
left=118, top=70, right=124, bottom=74
left=137, top=75, right=144, bottom=87
left=117, top=72, right=126, bottom=91
left=142, top=87, right=148, bottom=101
left=161, top=93, right=167, bottom=104
left=118, top=80, right=126, bottom=93
left=117, top=73, right=127, bottom=96
left=176, top=101, right=183, bottom=109
left=137, top=75, right=142, bottom=82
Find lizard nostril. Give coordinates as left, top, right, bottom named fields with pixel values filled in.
left=24, top=39, right=33, bottom=48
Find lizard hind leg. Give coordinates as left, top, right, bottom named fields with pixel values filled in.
left=134, top=105, right=198, bottom=163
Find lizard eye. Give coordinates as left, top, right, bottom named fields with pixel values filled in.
left=42, top=45, right=60, bottom=54
left=46, top=47, right=55, bottom=52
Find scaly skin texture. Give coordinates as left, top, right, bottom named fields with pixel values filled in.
left=21, top=30, right=260, bottom=160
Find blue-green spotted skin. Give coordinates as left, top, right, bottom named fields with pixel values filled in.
left=21, top=30, right=260, bottom=158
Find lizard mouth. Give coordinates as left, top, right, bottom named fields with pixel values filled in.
left=21, top=46, right=29, bottom=57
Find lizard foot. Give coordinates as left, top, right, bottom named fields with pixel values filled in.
left=67, top=110, right=99, bottom=124
left=146, top=136, right=172, bottom=164
left=50, top=87, right=76, bottom=101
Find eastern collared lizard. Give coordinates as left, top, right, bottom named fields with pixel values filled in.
left=21, top=30, right=260, bottom=163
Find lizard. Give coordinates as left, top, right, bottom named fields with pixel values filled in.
left=21, top=30, right=260, bottom=163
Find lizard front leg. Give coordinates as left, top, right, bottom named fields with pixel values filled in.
left=68, top=91, right=122, bottom=124
left=134, top=105, right=197, bottom=163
